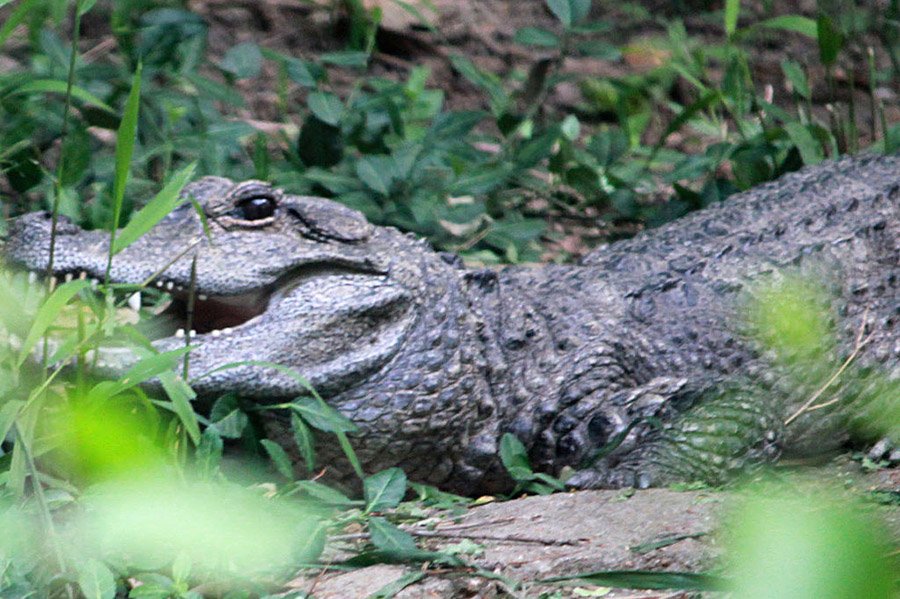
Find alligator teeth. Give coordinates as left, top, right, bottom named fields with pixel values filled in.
left=198, top=294, right=208, bottom=301
left=189, top=329, right=196, bottom=337
left=175, top=329, right=185, bottom=338
left=79, top=271, right=87, bottom=280
left=176, top=285, right=184, bottom=291
left=211, top=329, right=221, bottom=337
left=127, top=292, right=142, bottom=311
left=156, top=281, right=164, bottom=288
left=49, top=276, right=58, bottom=291
left=166, top=282, right=174, bottom=291
left=64, top=273, right=73, bottom=283
left=223, top=327, right=233, bottom=335
left=27, top=272, right=37, bottom=285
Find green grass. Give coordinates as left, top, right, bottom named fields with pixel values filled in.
left=0, top=0, right=897, bottom=596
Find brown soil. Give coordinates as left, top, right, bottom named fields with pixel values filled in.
left=289, top=461, right=898, bottom=598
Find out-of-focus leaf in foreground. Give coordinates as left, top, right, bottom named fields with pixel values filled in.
left=726, top=487, right=895, bottom=599
left=71, top=475, right=325, bottom=578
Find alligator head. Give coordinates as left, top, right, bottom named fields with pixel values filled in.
left=5, top=177, right=446, bottom=398
left=6, top=178, right=503, bottom=491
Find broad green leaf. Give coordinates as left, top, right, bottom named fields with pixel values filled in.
left=75, top=558, right=117, bottom=599
left=196, top=428, right=223, bottom=476
left=368, top=516, right=417, bottom=554
left=427, top=110, right=485, bottom=140
left=561, top=115, right=581, bottom=140
left=261, top=439, right=295, bottom=479
left=575, top=40, right=621, bottom=60
left=88, top=347, right=191, bottom=400
left=307, top=91, right=344, bottom=126
left=780, top=60, right=810, bottom=99
left=112, top=163, right=196, bottom=254
left=291, top=396, right=357, bottom=433
left=219, top=42, right=262, bottom=79
left=8, top=79, right=114, bottom=112
left=541, top=570, right=725, bottom=591
left=364, top=467, right=407, bottom=512
left=356, top=156, right=394, bottom=195
left=784, top=122, right=824, bottom=165
left=209, top=395, right=249, bottom=439
left=448, top=54, right=508, bottom=115
left=588, top=127, right=629, bottom=166
left=293, top=480, right=355, bottom=506
left=499, top=433, right=532, bottom=479
left=17, top=280, right=90, bottom=367
left=516, top=129, right=560, bottom=168
left=547, top=0, right=591, bottom=27
left=515, top=27, right=560, bottom=48
left=817, top=14, right=844, bottom=66
left=724, top=0, right=740, bottom=36
left=291, top=413, right=316, bottom=474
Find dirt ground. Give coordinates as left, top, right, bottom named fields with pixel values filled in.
left=184, top=0, right=898, bottom=137
left=289, top=462, right=898, bottom=598
left=178, top=0, right=899, bottom=256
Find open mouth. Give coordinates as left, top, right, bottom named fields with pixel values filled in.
left=18, top=268, right=272, bottom=341
left=154, top=287, right=269, bottom=338
left=19, top=262, right=381, bottom=343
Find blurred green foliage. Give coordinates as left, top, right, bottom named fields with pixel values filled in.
left=727, top=486, right=896, bottom=599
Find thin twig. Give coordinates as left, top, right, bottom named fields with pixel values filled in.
left=784, top=309, right=874, bottom=426
left=183, top=255, right=197, bottom=379
left=330, top=528, right=579, bottom=546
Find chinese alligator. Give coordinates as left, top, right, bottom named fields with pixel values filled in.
left=5, top=154, right=899, bottom=494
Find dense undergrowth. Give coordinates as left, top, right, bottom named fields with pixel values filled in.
left=0, top=0, right=898, bottom=597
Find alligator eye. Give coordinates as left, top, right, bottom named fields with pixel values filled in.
left=237, top=196, right=276, bottom=221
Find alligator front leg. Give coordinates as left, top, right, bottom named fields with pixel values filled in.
left=565, top=382, right=787, bottom=489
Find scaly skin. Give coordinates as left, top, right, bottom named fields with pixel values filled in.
left=5, top=154, right=899, bottom=494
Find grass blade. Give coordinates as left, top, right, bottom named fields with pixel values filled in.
left=540, top=570, right=726, bottom=591
left=784, top=122, right=824, bottom=165
left=16, top=280, right=90, bottom=368
left=9, top=79, right=115, bottom=113
left=112, top=162, right=196, bottom=254
left=0, top=0, right=38, bottom=48
left=105, top=63, right=143, bottom=283
left=757, top=15, right=817, bottom=38
left=159, top=370, right=201, bottom=445
left=725, top=0, right=740, bottom=37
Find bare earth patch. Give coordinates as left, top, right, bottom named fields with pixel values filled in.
left=291, top=462, right=898, bottom=598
